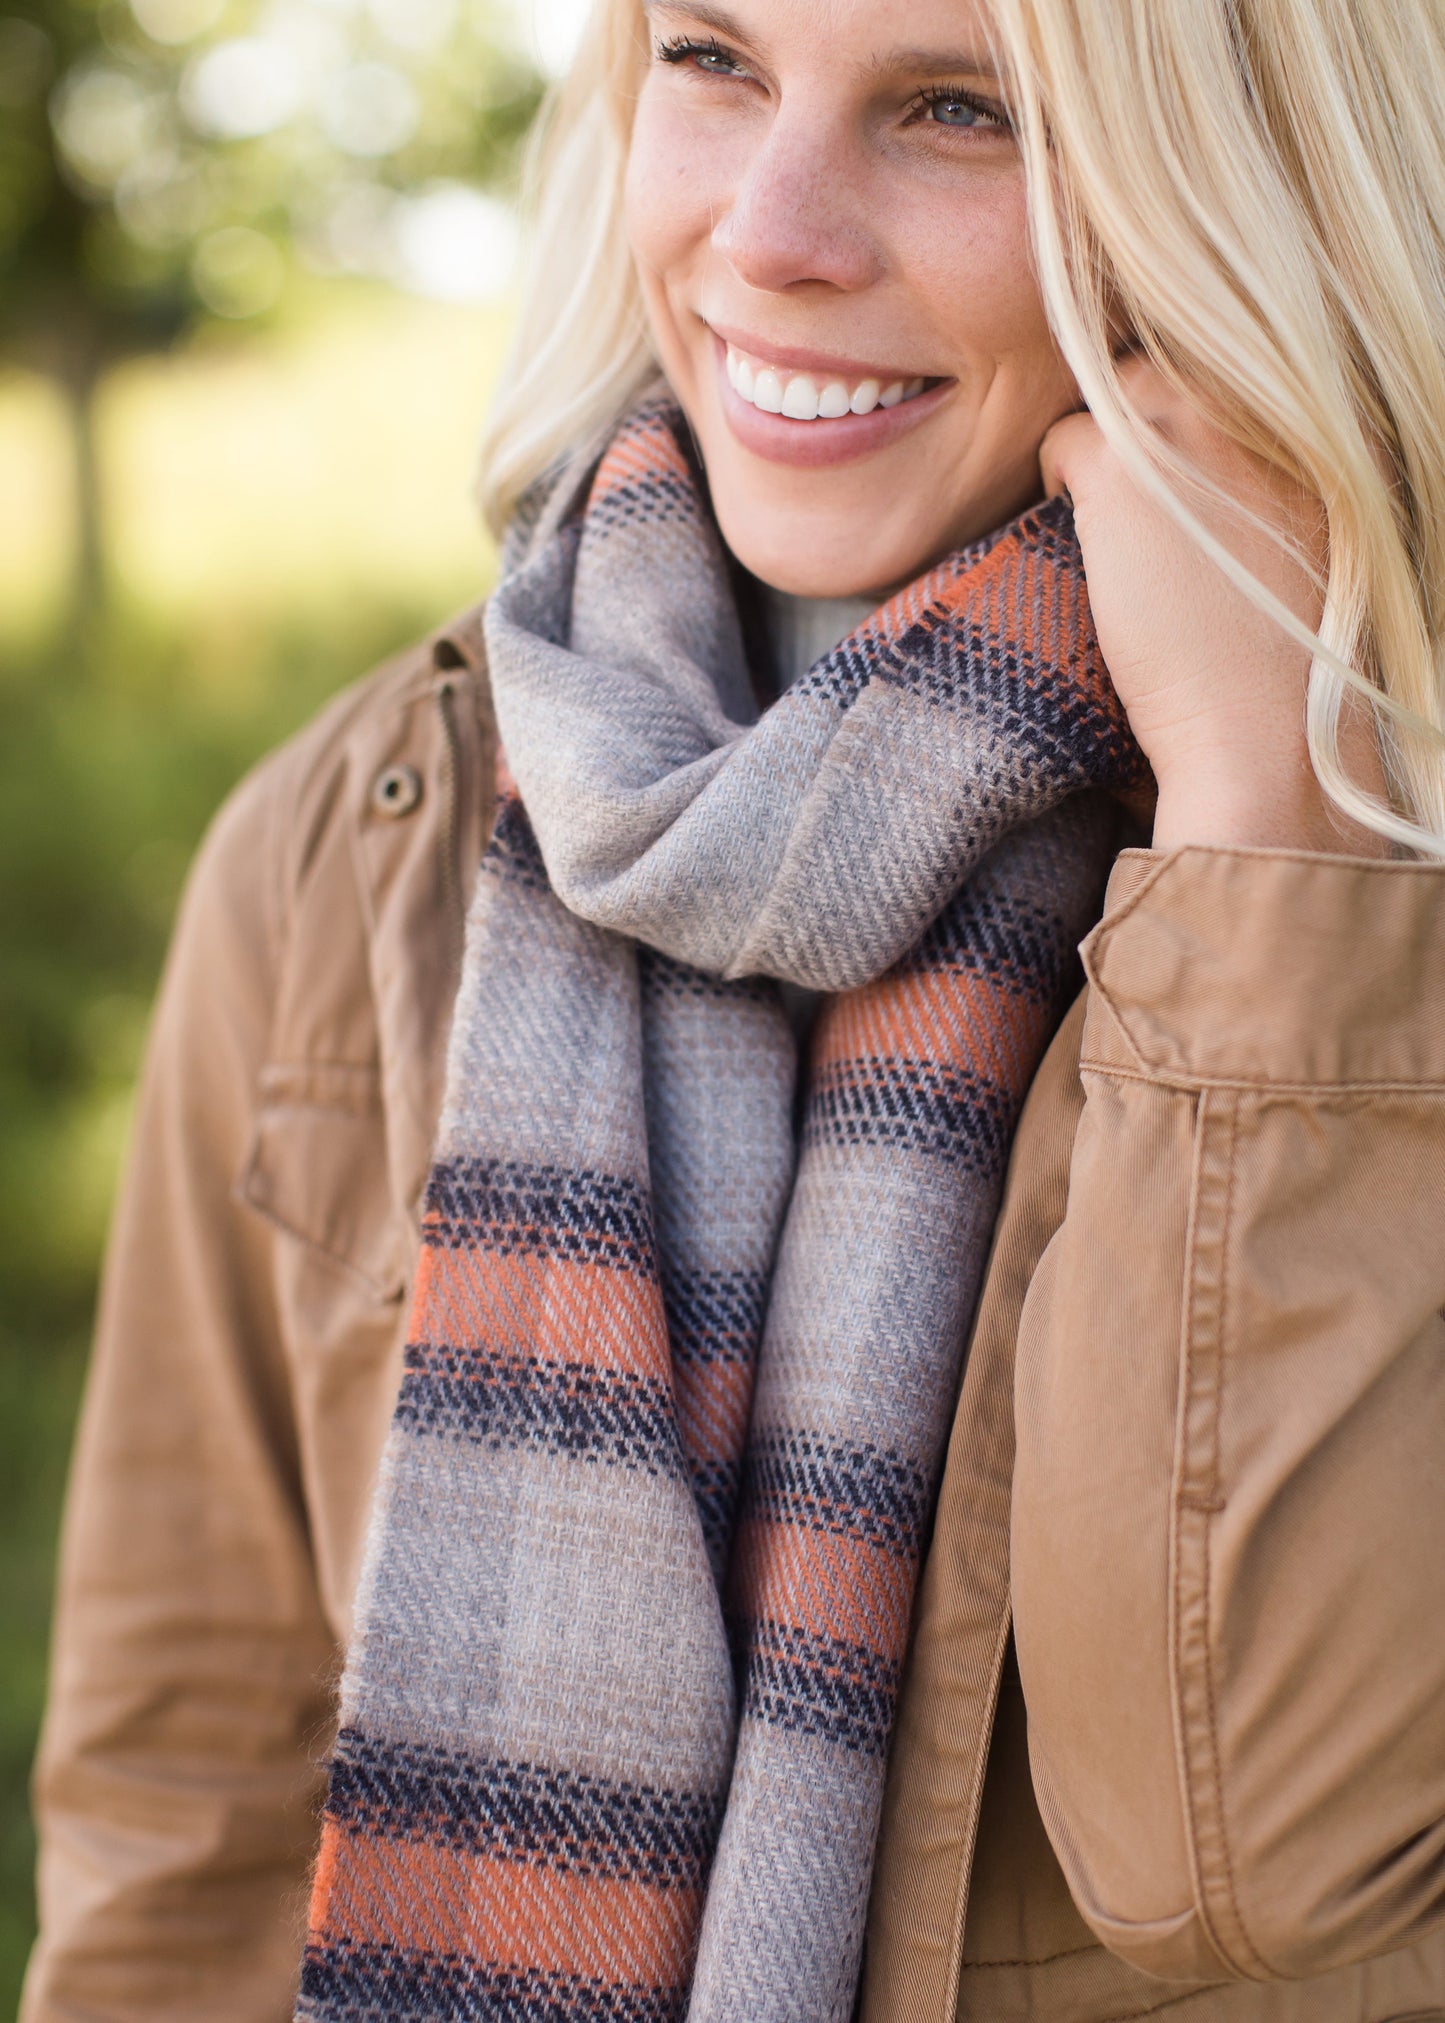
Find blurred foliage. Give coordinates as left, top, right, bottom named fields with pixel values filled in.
left=2, top=9, right=539, bottom=1996
left=0, top=0, right=540, bottom=607
left=0, top=0, right=541, bottom=332
left=0, top=274, right=512, bottom=2007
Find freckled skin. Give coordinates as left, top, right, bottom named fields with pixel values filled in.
left=625, top=0, right=1081, bottom=598
left=624, top=0, right=1386, bottom=857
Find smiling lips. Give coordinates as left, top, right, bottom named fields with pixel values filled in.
left=709, top=327, right=953, bottom=468
left=724, top=340, right=931, bottom=421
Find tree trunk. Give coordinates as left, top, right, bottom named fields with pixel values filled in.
left=61, top=354, right=106, bottom=644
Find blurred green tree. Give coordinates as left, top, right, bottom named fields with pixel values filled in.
left=0, top=0, right=540, bottom=617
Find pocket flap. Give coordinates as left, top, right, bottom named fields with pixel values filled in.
left=237, top=1062, right=408, bottom=1301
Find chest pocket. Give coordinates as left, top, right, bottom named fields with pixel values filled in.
left=237, top=1061, right=409, bottom=1303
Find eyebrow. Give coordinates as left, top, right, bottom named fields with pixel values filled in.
left=643, top=0, right=1002, bottom=81
left=875, top=46, right=1002, bottom=79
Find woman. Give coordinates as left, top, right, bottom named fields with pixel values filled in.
left=23, top=0, right=1445, bottom=2019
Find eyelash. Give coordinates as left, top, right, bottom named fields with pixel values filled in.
left=653, top=37, right=1010, bottom=134
left=656, top=34, right=744, bottom=73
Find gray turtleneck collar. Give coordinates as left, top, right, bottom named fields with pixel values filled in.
left=755, top=581, right=880, bottom=694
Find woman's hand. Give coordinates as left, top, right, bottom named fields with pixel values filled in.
left=1040, top=357, right=1385, bottom=855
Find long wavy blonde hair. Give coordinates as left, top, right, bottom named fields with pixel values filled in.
left=478, top=0, right=1445, bottom=854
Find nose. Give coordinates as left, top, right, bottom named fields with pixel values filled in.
left=709, top=104, right=885, bottom=295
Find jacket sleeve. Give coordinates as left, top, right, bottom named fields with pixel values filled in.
left=21, top=757, right=338, bottom=2023
left=1011, top=845, right=1445, bottom=1986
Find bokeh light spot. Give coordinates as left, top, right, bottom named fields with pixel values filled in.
left=181, top=36, right=303, bottom=139
left=51, top=64, right=160, bottom=189
left=318, top=59, right=417, bottom=157
left=392, top=184, right=518, bottom=303
left=367, top=0, right=458, bottom=54
left=130, top=0, right=226, bottom=49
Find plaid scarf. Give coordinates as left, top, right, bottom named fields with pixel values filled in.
left=297, top=399, right=1143, bottom=2023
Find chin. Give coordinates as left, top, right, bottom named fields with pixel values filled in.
left=710, top=491, right=944, bottom=601
left=701, top=435, right=1049, bottom=600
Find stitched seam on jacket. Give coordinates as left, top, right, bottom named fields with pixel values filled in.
left=1205, top=1100, right=1235, bottom=1510
left=1176, top=1095, right=1235, bottom=1947
left=1080, top=1064, right=1445, bottom=1098
left=1173, top=1091, right=1273, bottom=1982
left=1198, top=1522, right=1253, bottom=1961
left=1171, top=1097, right=1224, bottom=1962
left=1097, top=1989, right=1234, bottom=2023
left=942, top=1605, right=1016, bottom=2021
left=957, top=1940, right=1099, bottom=1971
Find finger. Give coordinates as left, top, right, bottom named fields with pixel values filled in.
left=1039, top=410, right=1096, bottom=501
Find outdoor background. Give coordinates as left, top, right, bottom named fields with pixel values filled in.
left=0, top=0, right=586, bottom=1997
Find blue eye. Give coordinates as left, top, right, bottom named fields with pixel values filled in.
left=919, top=87, right=1006, bottom=130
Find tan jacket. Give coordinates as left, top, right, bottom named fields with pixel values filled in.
left=23, top=613, right=1445, bottom=2023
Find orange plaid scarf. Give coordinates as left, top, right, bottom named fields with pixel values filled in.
left=298, top=400, right=1144, bottom=2023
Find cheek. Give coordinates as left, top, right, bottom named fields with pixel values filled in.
left=624, top=88, right=722, bottom=289
left=908, top=170, right=1059, bottom=369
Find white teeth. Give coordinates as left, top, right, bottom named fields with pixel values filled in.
left=753, top=366, right=785, bottom=413
left=781, top=376, right=820, bottom=420
left=724, top=344, right=928, bottom=421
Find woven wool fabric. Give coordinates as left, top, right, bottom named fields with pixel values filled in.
left=296, top=399, right=1145, bottom=2023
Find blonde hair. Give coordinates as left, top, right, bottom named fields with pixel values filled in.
left=479, top=0, right=1445, bottom=854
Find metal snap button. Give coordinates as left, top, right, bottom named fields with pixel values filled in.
left=371, top=762, right=423, bottom=819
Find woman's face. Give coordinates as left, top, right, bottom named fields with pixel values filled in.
left=625, top=0, right=1080, bottom=599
